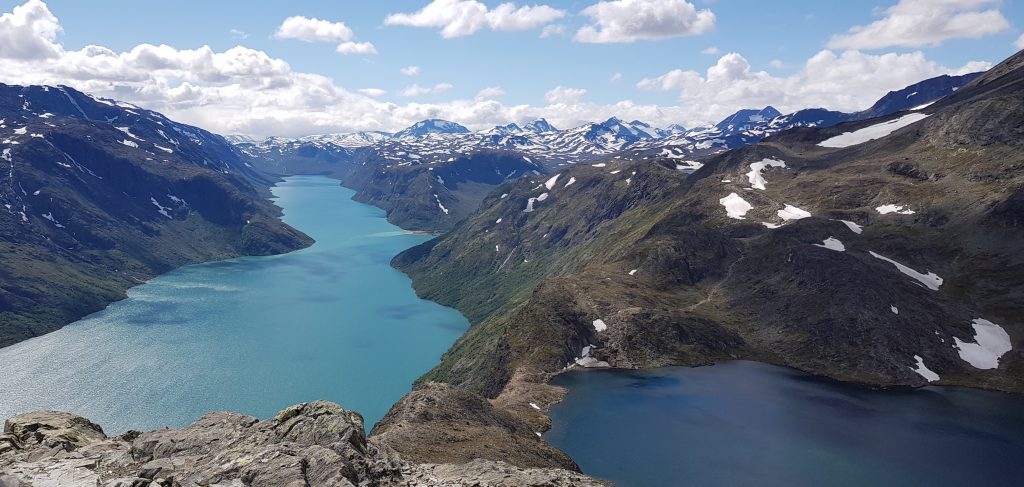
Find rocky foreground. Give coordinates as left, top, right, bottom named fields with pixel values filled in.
left=0, top=392, right=605, bottom=487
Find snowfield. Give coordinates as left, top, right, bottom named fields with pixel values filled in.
left=954, top=319, right=1012, bottom=370
left=869, top=251, right=943, bottom=290
left=818, top=113, right=930, bottom=148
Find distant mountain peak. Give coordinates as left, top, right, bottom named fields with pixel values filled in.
left=394, top=119, right=470, bottom=138
left=523, top=118, right=557, bottom=133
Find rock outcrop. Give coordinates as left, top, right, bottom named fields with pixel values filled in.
left=0, top=400, right=606, bottom=487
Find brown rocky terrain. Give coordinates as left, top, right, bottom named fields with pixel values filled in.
left=0, top=399, right=605, bottom=487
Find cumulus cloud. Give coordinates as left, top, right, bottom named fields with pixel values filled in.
left=336, top=41, right=377, bottom=55
left=1016, top=33, right=1024, bottom=50
left=229, top=29, right=248, bottom=40
left=575, top=0, right=715, bottom=43
left=475, top=86, right=505, bottom=99
left=769, top=59, right=785, bottom=69
left=0, top=1, right=998, bottom=138
left=357, top=88, right=387, bottom=97
left=638, top=49, right=992, bottom=122
left=400, top=66, right=420, bottom=76
left=610, top=72, right=623, bottom=82
left=0, top=0, right=62, bottom=60
left=544, top=86, right=587, bottom=105
left=274, top=15, right=354, bottom=43
left=401, top=83, right=454, bottom=97
left=828, top=0, right=1010, bottom=50
left=385, top=0, right=565, bottom=38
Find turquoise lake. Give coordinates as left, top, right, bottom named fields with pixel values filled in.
left=0, top=175, right=468, bottom=433
left=546, top=361, right=1024, bottom=487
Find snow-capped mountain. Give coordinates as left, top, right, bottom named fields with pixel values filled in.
left=232, top=70, right=982, bottom=174
left=523, top=118, right=557, bottom=133
left=393, top=119, right=470, bottom=138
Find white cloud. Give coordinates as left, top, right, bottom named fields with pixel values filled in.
left=701, top=46, right=720, bottom=55
left=638, top=49, right=991, bottom=123
left=769, top=59, right=785, bottom=69
left=544, top=86, right=587, bottom=105
left=0, top=0, right=62, bottom=60
left=229, top=29, right=248, bottom=40
left=0, top=1, right=998, bottom=139
left=475, top=86, right=505, bottom=99
left=336, top=41, right=377, bottom=55
left=575, top=0, right=715, bottom=43
left=385, top=0, right=565, bottom=38
left=401, top=83, right=454, bottom=97
left=400, top=66, right=420, bottom=76
left=610, top=72, right=623, bottom=82
left=828, top=0, right=1010, bottom=50
left=274, top=15, right=353, bottom=43
left=540, top=24, right=566, bottom=38
left=357, top=88, right=387, bottom=97
left=1016, top=33, right=1024, bottom=50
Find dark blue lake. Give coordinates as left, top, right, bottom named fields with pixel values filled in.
left=546, top=361, right=1024, bottom=487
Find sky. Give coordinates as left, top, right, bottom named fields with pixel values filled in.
left=0, top=0, right=1021, bottom=137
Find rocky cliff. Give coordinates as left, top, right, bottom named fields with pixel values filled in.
left=0, top=398, right=605, bottom=487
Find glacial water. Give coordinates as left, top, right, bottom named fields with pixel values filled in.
left=0, top=176, right=467, bottom=433
left=546, top=361, right=1024, bottom=487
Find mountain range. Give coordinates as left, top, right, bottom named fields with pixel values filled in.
left=231, top=71, right=981, bottom=233
left=393, top=50, right=1024, bottom=410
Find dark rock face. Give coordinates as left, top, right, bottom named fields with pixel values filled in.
left=0, top=84, right=312, bottom=348
left=0, top=401, right=605, bottom=487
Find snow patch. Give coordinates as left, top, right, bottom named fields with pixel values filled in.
left=777, top=204, right=811, bottom=221
left=593, top=319, right=607, bottom=332
left=719, top=193, right=752, bottom=219
left=544, top=174, right=560, bottom=190
left=954, top=319, right=1012, bottom=370
left=876, top=204, right=915, bottom=215
left=564, top=176, right=576, bottom=188
left=911, top=355, right=939, bottom=382
left=121, top=139, right=139, bottom=148
left=745, top=158, right=786, bottom=190
left=433, top=194, right=449, bottom=215
left=818, top=113, right=930, bottom=148
left=150, top=197, right=172, bottom=218
left=835, top=219, right=863, bottom=234
left=628, top=269, right=637, bottom=276
left=891, top=305, right=899, bottom=315
left=814, top=237, right=845, bottom=251
left=869, top=251, right=943, bottom=290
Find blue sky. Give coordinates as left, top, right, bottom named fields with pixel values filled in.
left=0, top=0, right=1021, bottom=135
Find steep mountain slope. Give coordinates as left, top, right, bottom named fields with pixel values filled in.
left=0, top=84, right=311, bottom=347
left=394, top=51, right=1024, bottom=407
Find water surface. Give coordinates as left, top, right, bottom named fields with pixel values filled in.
left=547, top=361, right=1024, bottom=487
left=0, top=176, right=467, bottom=432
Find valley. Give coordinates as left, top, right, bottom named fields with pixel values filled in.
left=0, top=3, right=1022, bottom=483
